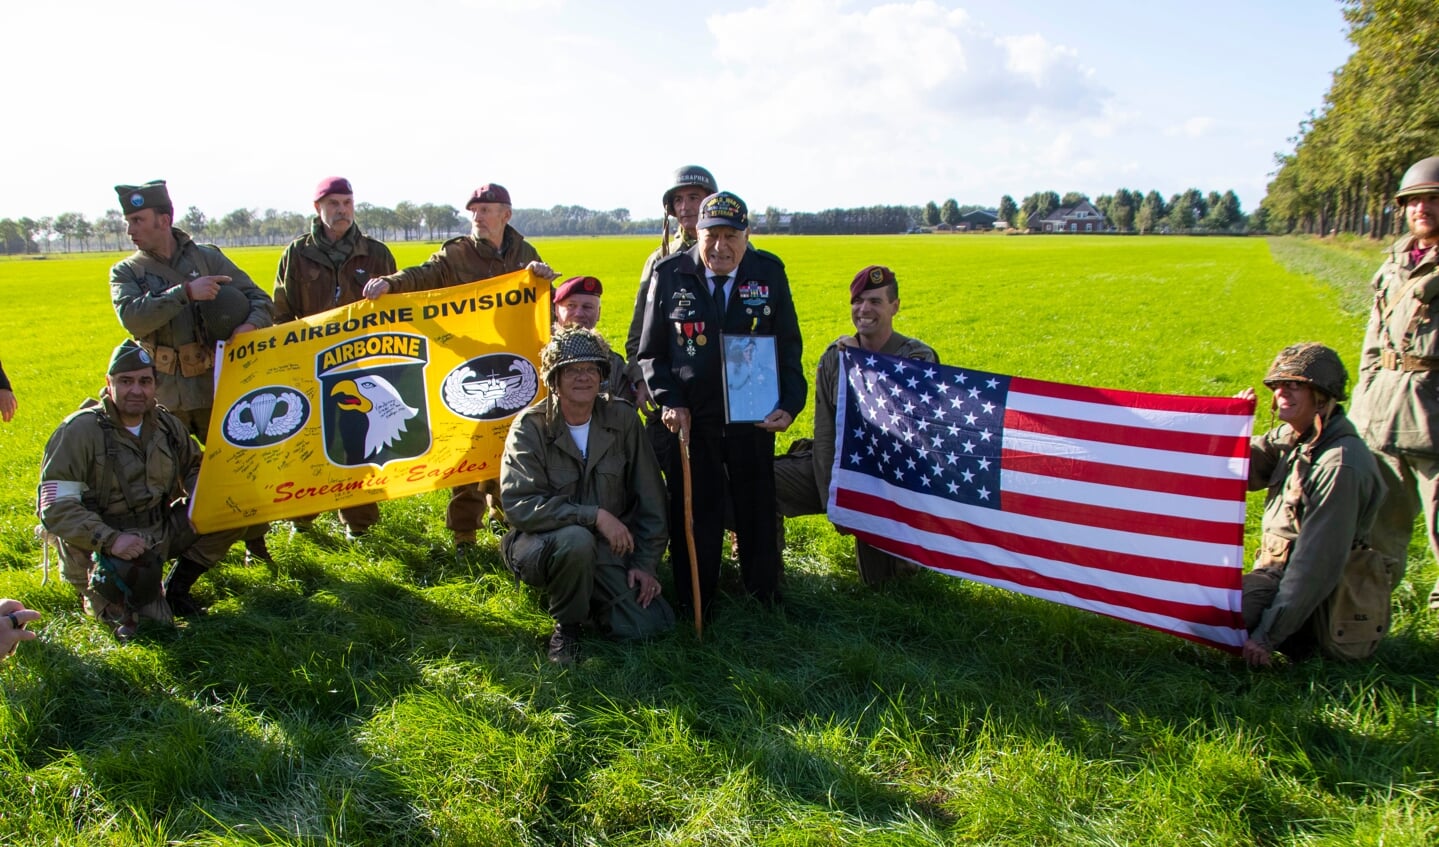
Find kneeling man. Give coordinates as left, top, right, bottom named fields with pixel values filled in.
left=1241, top=343, right=1393, bottom=667
left=500, top=327, right=673, bottom=663
left=38, top=341, right=242, bottom=639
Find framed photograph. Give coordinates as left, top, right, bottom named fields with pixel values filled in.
left=720, top=334, right=780, bottom=424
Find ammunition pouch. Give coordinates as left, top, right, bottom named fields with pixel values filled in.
left=143, top=342, right=179, bottom=375
left=177, top=341, right=214, bottom=378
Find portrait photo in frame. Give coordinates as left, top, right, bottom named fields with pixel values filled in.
left=720, top=334, right=779, bottom=423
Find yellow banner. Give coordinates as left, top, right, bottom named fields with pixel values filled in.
left=191, top=269, right=551, bottom=532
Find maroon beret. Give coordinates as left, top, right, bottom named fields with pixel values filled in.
left=554, top=275, right=603, bottom=303
left=466, top=183, right=511, bottom=207
left=850, top=265, right=896, bottom=301
left=313, top=176, right=353, bottom=201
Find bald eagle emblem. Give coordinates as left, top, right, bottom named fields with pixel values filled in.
left=324, top=373, right=425, bottom=467
left=441, top=354, right=538, bottom=420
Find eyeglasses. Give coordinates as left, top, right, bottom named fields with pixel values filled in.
left=562, top=364, right=602, bottom=379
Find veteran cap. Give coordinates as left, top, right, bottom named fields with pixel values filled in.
left=313, top=176, right=353, bottom=201
left=108, top=339, right=154, bottom=375
left=554, top=276, right=603, bottom=303
left=466, top=183, right=511, bottom=207
left=114, top=180, right=171, bottom=215
left=697, top=191, right=748, bottom=231
left=850, top=265, right=897, bottom=301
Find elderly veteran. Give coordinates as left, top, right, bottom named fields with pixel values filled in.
left=774, top=265, right=939, bottom=585
left=1239, top=343, right=1392, bottom=667
left=499, top=327, right=672, bottom=664
left=110, top=179, right=276, bottom=564
left=553, top=275, right=632, bottom=402
left=1348, top=156, right=1439, bottom=611
left=274, top=176, right=398, bottom=539
left=637, top=191, right=805, bottom=618
left=38, top=341, right=244, bottom=640
left=363, top=183, right=557, bottom=561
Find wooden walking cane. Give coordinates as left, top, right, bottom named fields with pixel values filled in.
left=678, top=427, right=704, bottom=640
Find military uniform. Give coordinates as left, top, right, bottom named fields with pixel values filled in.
left=1348, top=236, right=1439, bottom=599
left=775, top=332, right=938, bottom=584
left=374, top=224, right=544, bottom=538
left=500, top=394, right=673, bottom=640
left=274, top=220, right=397, bottom=533
left=1242, top=412, right=1390, bottom=659
left=274, top=220, right=396, bottom=322
left=38, top=393, right=241, bottom=624
left=637, top=243, right=805, bottom=613
left=110, top=228, right=274, bottom=438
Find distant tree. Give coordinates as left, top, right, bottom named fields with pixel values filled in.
left=1107, top=189, right=1138, bottom=232
left=923, top=201, right=941, bottom=227
left=1061, top=191, right=1089, bottom=207
left=182, top=206, right=208, bottom=239
left=100, top=209, right=126, bottom=249
left=356, top=203, right=395, bottom=240
left=18, top=217, right=38, bottom=253
left=394, top=202, right=421, bottom=241
left=0, top=219, right=24, bottom=254
left=1167, top=188, right=1203, bottom=231
left=997, top=195, right=1017, bottom=228
left=36, top=217, right=54, bottom=252
left=940, top=198, right=961, bottom=226
left=1136, top=191, right=1166, bottom=234
left=1201, top=189, right=1243, bottom=231
left=764, top=206, right=782, bottom=234
left=220, top=208, right=256, bottom=245
left=53, top=212, right=81, bottom=252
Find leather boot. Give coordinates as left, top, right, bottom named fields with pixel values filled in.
left=164, top=558, right=209, bottom=618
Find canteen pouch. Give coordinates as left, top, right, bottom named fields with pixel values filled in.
left=177, top=341, right=214, bottom=378
left=1318, top=545, right=1395, bottom=661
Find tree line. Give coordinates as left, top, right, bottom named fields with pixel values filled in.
left=1259, top=0, right=1438, bottom=237
left=1, top=187, right=1251, bottom=256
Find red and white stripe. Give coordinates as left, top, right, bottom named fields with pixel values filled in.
left=830, top=373, right=1254, bottom=652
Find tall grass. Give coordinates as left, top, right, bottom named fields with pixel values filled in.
left=0, top=236, right=1433, bottom=845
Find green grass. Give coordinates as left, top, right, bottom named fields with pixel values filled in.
left=0, top=235, right=1435, bottom=845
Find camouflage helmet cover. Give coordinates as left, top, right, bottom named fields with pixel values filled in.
left=540, top=325, right=612, bottom=384
left=1263, top=342, right=1348, bottom=401
left=662, top=165, right=718, bottom=213
left=1395, top=156, right=1439, bottom=200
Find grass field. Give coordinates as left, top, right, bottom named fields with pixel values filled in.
left=0, top=235, right=1434, bottom=845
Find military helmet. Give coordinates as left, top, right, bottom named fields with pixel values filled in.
left=90, top=549, right=165, bottom=610
left=1263, top=342, right=1348, bottom=401
left=662, top=165, right=718, bottom=214
left=1395, top=156, right=1439, bottom=200
left=196, top=285, right=251, bottom=345
left=540, top=325, right=612, bottom=384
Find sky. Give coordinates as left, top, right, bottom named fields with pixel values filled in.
left=2, top=0, right=1353, bottom=222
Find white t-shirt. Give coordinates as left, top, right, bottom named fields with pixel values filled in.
left=567, top=419, right=592, bottom=460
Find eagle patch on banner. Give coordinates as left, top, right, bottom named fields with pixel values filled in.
left=191, top=269, right=550, bottom=532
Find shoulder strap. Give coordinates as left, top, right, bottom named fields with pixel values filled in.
left=88, top=407, right=141, bottom=515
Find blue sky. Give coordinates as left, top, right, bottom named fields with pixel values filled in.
left=3, top=0, right=1351, bottom=221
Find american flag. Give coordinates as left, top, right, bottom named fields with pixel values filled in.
left=829, top=348, right=1254, bottom=652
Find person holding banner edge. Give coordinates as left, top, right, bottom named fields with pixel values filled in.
left=1238, top=343, right=1392, bottom=667
left=774, top=264, right=939, bottom=585
left=363, top=183, right=558, bottom=562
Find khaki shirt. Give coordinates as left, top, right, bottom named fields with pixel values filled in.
left=378, top=226, right=540, bottom=293
left=1348, top=236, right=1439, bottom=457
left=499, top=396, right=668, bottom=574
left=38, top=394, right=201, bottom=555
left=1246, top=412, right=1384, bottom=648
left=110, top=228, right=274, bottom=413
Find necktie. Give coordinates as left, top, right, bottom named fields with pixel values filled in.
left=712, top=275, right=729, bottom=315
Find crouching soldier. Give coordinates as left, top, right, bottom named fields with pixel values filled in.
left=500, top=327, right=674, bottom=664
left=1240, top=343, right=1395, bottom=667
left=38, top=340, right=242, bottom=639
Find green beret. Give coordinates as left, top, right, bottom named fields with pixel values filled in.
left=114, top=180, right=170, bottom=214
left=108, top=339, right=154, bottom=375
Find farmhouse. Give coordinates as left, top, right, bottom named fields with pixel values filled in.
left=1027, top=200, right=1112, bottom=233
